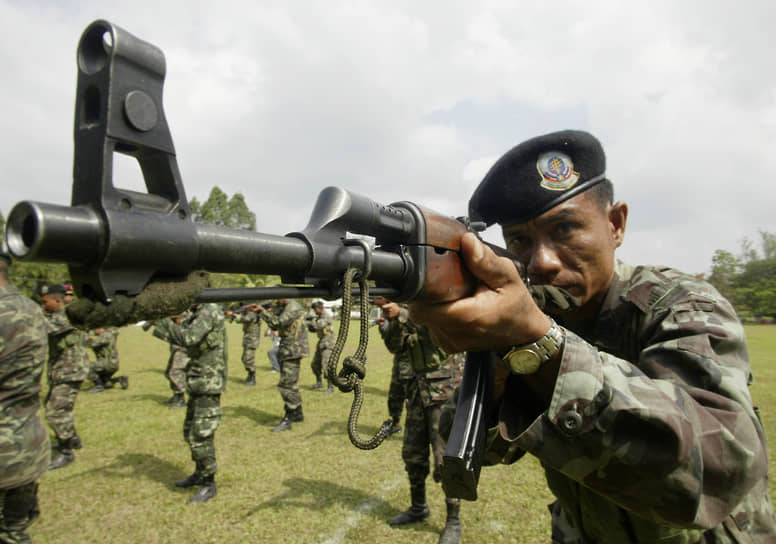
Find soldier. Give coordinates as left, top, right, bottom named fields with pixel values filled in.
left=374, top=295, right=411, bottom=436
left=152, top=303, right=227, bottom=504
left=410, top=130, right=776, bottom=542
left=86, top=326, right=128, bottom=392
left=0, top=249, right=50, bottom=543
left=379, top=299, right=465, bottom=544
left=40, top=283, right=89, bottom=470
left=254, top=299, right=309, bottom=432
left=145, top=314, right=190, bottom=408
left=307, top=300, right=335, bottom=393
left=225, top=304, right=261, bottom=386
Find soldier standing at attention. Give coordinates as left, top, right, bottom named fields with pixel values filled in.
left=152, top=303, right=227, bottom=504
left=307, top=300, right=335, bottom=394
left=373, top=295, right=411, bottom=436
left=225, top=305, right=261, bottom=386
left=410, top=130, right=776, bottom=542
left=86, top=327, right=128, bottom=392
left=379, top=300, right=465, bottom=544
left=0, top=249, right=50, bottom=543
left=254, top=299, right=308, bottom=432
left=40, top=284, right=88, bottom=470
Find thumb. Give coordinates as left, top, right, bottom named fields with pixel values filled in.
left=460, top=232, right=520, bottom=290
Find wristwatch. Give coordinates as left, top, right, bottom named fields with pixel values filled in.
left=502, top=318, right=565, bottom=374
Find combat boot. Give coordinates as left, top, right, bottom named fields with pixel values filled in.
left=69, top=435, right=83, bottom=450
left=117, top=375, right=129, bottom=390
left=323, top=381, right=334, bottom=394
left=438, top=499, right=462, bottom=544
left=88, top=377, right=105, bottom=393
left=272, top=413, right=292, bottom=432
left=169, top=393, right=186, bottom=408
left=175, top=471, right=203, bottom=488
left=309, top=378, right=323, bottom=390
left=49, top=448, right=74, bottom=470
left=388, top=416, right=402, bottom=435
left=245, top=372, right=256, bottom=386
left=289, top=406, right=304, bottom=422
left=188, top=475, right=217, bottom=504
left=388, top=482, right=429, bottom=526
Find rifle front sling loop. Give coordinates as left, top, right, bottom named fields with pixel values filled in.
left=326, top=267, right=393, bottom=450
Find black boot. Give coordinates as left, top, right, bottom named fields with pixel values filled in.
left=69, top=435, right=83, bottom=450
left=289, top=406, right=304, bottom=422
left=272, top=412, right=293, bottom=432
left=388, top=415, right=402, bottom=435
left=323, top=381, right=334, bottom=394
left=117, top=376, right=129, bottom=390
left=88, top=377, right=105, bottom=393
left=438, top=499, right=462, bottom=544
left=49, top=448, right=74, bottom=470
left=245, top=372, right=256, bottom=386
left=175, top=471, right=203, bottom=488
left=188, top=475, right=217, bottom=504
left=309, top=378, right=323, bottom=390
left=169, top=393, right=186, bottom=408
left=388, top=482, right=429, bottom=526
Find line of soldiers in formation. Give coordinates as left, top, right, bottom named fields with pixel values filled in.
left=1, top=260, right=465, bottom=544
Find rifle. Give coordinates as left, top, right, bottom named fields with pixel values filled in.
left=5, top=19, right=491, bottom=500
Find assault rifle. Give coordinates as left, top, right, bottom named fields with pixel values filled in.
left=5, top=20, right=492, bottom=500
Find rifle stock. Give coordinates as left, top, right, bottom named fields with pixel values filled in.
left=4, top=19, right=492, bottom=500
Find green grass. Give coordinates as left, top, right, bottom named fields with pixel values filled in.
left=29, top=324, right=776, bottom=543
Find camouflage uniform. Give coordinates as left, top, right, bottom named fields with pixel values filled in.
left=234, top=310, right=261, bottom=375
left=86, top=327, right=123, bottom=388
left=378, top=312, right=415, bottom=427
left=165, top=342, right=189, bottom=397
left=383, top=306, right=464, bottom=541
left=308, top=309, right=334, bottom=387
left=260, top=300, right=309, bottom=413
left=44, top=308, right=88, bottom=449
left=0, top=285, right=50, bottom=544
left=488, top=261, right=776, bottom=543
left=153, top=304, right=227, bottom=481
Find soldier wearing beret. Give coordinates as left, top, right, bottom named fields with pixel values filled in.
left=0, top=249, right=50, bottom=542
left=40, top=283, right=89, bottom=470
left=410, top=130, right=776, bottom=542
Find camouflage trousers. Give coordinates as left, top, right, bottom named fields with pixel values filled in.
left=401, top=381, right=446, bottom=485
left=387, top=365, right=409, bottom=423
left=44, top=381, right=82, bottom=443
left=241, top=345, right=257, bottom=374
left=183, top=394, right=221, bottom=478
left=0, top=482, right=39, bottom=544
left=166, top=351, right=188, bottom=395
left=278, top=358, right=302, bottom=411
left=310, top=342, right=332, bottom=381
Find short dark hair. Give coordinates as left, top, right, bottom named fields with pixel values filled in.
left=588, top=178, right=614, bottom=211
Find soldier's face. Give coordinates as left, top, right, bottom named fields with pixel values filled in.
left=41, top=294, right=63, bottom=313
left=502, top=191, right=628, bottom=316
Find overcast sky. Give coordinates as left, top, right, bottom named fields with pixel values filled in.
left=1, top=0, right=774, bottom=275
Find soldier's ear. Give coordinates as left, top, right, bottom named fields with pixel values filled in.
left=608, top=201, right=628, bottom=248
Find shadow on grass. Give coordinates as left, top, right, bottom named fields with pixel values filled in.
left=223, top=404, right=278, bottom=426
left=130, top=392, right=180, bottom=406
left=66, top=452, right=188, bottom=490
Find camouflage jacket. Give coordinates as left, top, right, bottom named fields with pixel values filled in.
left=381, top=307, right=463, bottom=406
left=153, top=304, right=227, bottom=395
left=308, top=310, right=335, bottom=349
left=235, top=311, right=261, bottom=349
left=87, top=326, right=120, bottom=367
left=260, top=300, right=309, bottom=360
left=0, top=285, right=50, bottom=488
left=46, top=307, right=89, bottom=383
left=492, top=261, right=776, bottom=543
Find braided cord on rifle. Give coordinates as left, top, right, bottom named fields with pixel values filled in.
left=326, top=267, right=393, bottom=450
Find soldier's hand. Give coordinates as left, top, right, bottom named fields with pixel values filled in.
left=409, top=233, right=550, bottom=354
left=381, top=302, right=401, bottom=319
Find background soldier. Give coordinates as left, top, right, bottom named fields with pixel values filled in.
left=86, top=327, right=128, bottom=392
left=378, top=300, right=464, bottom=544
left=254, top=299, right=309, bottom=431
left=373, top=296, right=411, bottom=435
left=152, top=303, right=227, bottom=504
left=145, top=313, right=190, bottom=408
left=225, top=304, right=261, bottom=386
left=0, top=249, right=50, bottom=543
left=307, top=300, right=334, bottom=393
left=40, top=284, right=89, bottom=470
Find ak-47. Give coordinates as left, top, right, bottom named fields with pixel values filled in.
left=5, top=20, right=493, bottom=500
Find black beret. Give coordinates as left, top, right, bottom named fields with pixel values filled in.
left=469, top=130, right=607, bottom=226
left=311, top=300, right=324, bottom=309
left=41, top=284, right=66, bottom=296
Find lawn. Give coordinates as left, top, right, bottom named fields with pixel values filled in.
left=28, top=323, right=776, bottom=543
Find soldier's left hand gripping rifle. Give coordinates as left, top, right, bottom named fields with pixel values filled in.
left=6, top=20, right=508, bottom=501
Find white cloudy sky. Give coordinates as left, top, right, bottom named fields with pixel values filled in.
left=1, top=0, right=774, bottom=275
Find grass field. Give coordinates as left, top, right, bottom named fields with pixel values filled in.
left=28, top=323, right=776, bottom=543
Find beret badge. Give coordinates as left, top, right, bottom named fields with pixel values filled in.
left=537, top=151, right=579, bottom=191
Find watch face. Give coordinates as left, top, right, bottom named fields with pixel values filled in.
left=506, top=349, right=542, bottom=374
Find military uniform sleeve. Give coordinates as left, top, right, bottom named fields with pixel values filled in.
left=503, top=277, right=768, bottom=530
left=261, top=302, right=304, bottom=329
left=167, top=305, right=223, bottom=347
left=152, top=317, right=174, bottom=343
